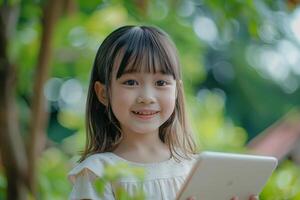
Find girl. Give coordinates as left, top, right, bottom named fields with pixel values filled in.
left=68, top=25, right=258, bottom=200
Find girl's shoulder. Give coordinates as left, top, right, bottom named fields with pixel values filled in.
left=68, top=152, right=118, bottom=184
left=67, top=151, right=199, bottom=183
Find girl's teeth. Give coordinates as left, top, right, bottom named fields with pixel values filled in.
left=133, top=111, right=158, bottom=115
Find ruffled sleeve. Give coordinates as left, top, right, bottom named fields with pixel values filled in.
left=68, top=155, right=115, bottom=200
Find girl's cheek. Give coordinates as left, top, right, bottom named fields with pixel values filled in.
left=162, top=88, right=176, bottom=100
left=161, top=92, right=176, bottom=105
left=114, top=91, right=133, bottom=102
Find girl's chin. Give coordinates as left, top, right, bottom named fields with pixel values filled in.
left=127, top=127, right=160, bottom=135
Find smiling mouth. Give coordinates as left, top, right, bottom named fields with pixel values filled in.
left=131, top=111, right=160, bottom=119
left=132, top=111, right=160, bottom=115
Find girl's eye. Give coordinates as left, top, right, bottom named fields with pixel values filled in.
left=156, top=80, right=168, bottom=86
left=123, top=80, right=138, bottom=86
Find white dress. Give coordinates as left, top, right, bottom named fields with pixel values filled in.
left=68, top=152, right=196, bottom=200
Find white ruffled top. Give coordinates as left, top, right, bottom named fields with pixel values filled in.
left=68, top=152, right=196, bottom=200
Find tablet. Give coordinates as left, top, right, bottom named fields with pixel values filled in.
left=176, top=151, right=278, bottom=200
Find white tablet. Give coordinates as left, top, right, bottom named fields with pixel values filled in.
left=177, top=151, right=278, bottom=200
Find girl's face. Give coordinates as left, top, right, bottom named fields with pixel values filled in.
left=110, top=69, right=177, bottom=136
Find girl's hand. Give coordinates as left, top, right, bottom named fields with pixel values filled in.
left=185, top=197, right=195, bottom=200
left=231, top=195, right=259, bottom=200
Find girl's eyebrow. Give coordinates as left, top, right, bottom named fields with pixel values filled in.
left=116, top=71, right=174, bottom=81
left=115, top=71, right=137, bottom=80
left=120, top=69, right=169, bottom=75
left=117, top=71, right=137, bottom=77
left=121, top=70, right=135, bottom=75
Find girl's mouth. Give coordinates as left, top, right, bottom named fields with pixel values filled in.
left=131, top=110, right=160, bottom=119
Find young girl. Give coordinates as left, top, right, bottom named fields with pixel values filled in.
left=68, top=25, right=258, bottom=200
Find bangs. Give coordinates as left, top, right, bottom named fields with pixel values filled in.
left=113, top=27, right=179, bottom=79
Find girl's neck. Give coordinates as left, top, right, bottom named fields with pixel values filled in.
left=112, top=130, right=171, bottom=163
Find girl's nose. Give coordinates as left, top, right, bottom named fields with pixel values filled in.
left=136, top=84, right=156, bottom=104
left=136, top=96, right=155, bottom=104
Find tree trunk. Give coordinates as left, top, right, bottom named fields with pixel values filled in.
left=64, top=0, right=77, bottom=16
left=0, top=4, right=29, bottom=200
left=27, top=0, right=62, bottom=196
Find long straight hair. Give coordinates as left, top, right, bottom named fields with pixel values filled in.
left=80, top=25, right=196, bottom=162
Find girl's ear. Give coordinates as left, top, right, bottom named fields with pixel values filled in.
left=94, top=81, right=108, bottom=106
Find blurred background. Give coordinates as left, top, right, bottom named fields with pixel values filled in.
left=1, top=0, right=300, bottom=199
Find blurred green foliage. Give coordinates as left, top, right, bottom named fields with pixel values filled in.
left=262, top=160, right=300, bottom=200
left=37, top=148, right=71, bottom=200
left=0, top=169, right=6, bottom=199
left=95, top=163, right=145, bottom=200
left=1, top=0, right=300, bottom=199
